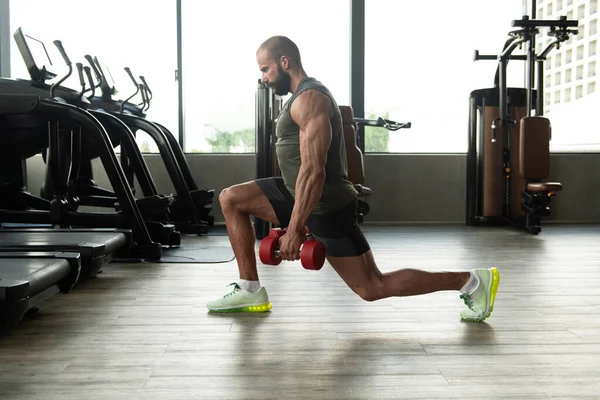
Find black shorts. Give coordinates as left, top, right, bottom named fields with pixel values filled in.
left=255, top=177, right=370, bottom=257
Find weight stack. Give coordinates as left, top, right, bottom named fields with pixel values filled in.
left=466, top=87, right=533, bottom=225
left=254, top=81, right=271, bottom=239
left=254, top=82, right=282, bottom=239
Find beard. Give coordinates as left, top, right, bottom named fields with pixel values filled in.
left=272, top=64, right=291, bottom=96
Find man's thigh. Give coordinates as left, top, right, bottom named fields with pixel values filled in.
left=254, top=177, right=295, bottom=228
left=307, top=198, right=371, bottom=258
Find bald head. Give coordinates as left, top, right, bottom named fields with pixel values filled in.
left=257, top=36, right=303, bottom=69
left=257, top=36, right=308, bottom=95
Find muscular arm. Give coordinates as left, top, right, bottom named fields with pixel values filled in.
left=287, top=90, right=333, bottom=234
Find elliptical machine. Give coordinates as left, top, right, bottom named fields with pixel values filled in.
left=11, top=28, right=181, bottom=247
left=0, top=31, right=164, bottom=259
left=81, top=55, right=215, bottom=234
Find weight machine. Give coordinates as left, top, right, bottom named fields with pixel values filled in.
left=466, top=6, right=578, bottom=234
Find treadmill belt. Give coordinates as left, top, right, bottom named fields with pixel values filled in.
left=0, top=258, right=71, bottom=299
left=0, top=231, right=126, bottom=253
left=0, top=230, right=128, bottom=277
left=0, top=255, right=76, bottom=331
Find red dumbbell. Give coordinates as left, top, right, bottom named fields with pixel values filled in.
left=268, top=228, right=287, bottom=239
left=259, top=227, right=326, bottom=270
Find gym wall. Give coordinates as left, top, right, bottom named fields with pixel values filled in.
left=26, top=152, right=600, bottom=225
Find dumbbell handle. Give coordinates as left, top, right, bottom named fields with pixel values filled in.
left=272, top=249, right=301, bottom=257
left=272, top=242, right=322, bottom=258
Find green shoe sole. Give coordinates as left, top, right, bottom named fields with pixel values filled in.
left=208, top=302, right=272, bottom=313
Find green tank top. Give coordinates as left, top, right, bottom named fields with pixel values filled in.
left=275, top=77, right=358, bottom=214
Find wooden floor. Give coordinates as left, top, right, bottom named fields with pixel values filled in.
left=1, top=224, right=599, bottom=399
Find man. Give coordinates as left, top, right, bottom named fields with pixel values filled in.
left=206, top=36, right=500, bottom=322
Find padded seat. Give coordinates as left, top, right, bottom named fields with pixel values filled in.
left=517, top=116, right=563, bottom=234
left=338, top=105, right=371, bottom=193
left=339, top=105, right=372, bottom=223
left=526, top=182, right=563, bottom=193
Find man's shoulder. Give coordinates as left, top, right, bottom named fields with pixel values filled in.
left=293, top=88, right=331, bottom=105
left=290, top=88, right=334, bottom=119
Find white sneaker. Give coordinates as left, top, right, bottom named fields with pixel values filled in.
left=459, top=267, right=500, bottom=322
left=206, top=283, right=272, bottom=313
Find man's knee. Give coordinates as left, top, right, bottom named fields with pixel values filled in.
left=219, top=182, right=266, bottom=215
left=351, top=280, right=384, bottom=302
left=219, top=186, right=238, bottom=211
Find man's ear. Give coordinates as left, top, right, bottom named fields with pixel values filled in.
left=279, top=55, right=290, bottom=71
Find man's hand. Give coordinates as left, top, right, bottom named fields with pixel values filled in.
left=279, top=229, right=303, bottom=261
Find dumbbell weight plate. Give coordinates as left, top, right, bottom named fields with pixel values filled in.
left=300, top=240, right=326, bottom=270
left=268, top=228, right=287, bottom=239
left=259, top=236, right=282, bottom=265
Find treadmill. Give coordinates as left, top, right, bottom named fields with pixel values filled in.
left=0, top=228, right=131, bottom=278
left=0, top=251, right=81, bottom=333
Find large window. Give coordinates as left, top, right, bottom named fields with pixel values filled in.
left=364, top=0, right=525, bottom=153
left=181, top=0, right=350, bottom=153
left=8, top=1, right=596, bottom=155
left=539, top=1, right=600, bottom=152
left=9, top=0, right=177, bottom=153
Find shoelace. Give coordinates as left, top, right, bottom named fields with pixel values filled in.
left=459, top=292, right=474, bottom=310
left=223, top=282, right=242, bottom=298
